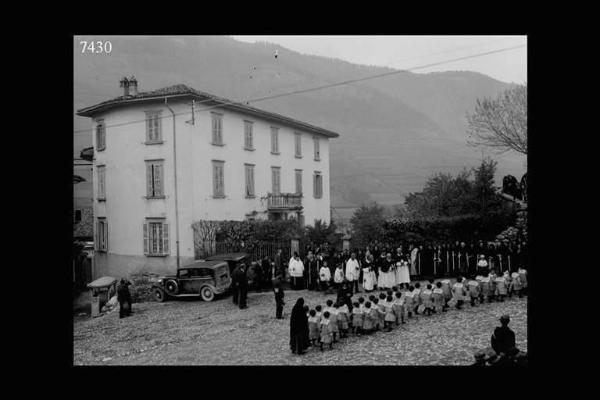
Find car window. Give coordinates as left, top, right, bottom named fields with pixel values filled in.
left=198, top=268, right=213, bottom=278
left=179, top=269, right=190, bottom=279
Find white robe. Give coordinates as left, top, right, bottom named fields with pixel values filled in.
left=363, top=267, right=374, bottom=290
left=396, top=261, right=410, bottom=284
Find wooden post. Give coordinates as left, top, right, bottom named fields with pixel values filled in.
left=446, top=251, right=449, bottom=277
left=418, top=253, right=421, bottom=276
left=451, top=251, right=455, bottom=273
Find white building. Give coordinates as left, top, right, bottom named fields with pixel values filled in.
left=77, top=78, right=339, bottom=278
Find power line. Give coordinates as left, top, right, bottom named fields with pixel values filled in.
left=73, top=44, right=525, bottom=135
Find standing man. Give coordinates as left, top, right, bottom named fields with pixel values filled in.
left=233, top=263, right=249, bottom=309
left=231, top=263, right=240, bottom=305
left=288, top=252, right=305, bottom=290
left=345, top=252, right=361, bottom=294
left=273, top=272, right=285, bottom=319
left=261, top=255, right=272, bottom=292
left=117, top=278, right=132, bottom=319
left=274, top=249, right=283, bottom=281
left=305, top=251, right=318, bottom=291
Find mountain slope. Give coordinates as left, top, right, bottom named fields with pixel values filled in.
left=74, top=36, right=526, bottom=210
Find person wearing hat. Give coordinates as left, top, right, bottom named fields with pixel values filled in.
left=477, top=254, right=489, bottom=275
left=491, top=314, right=518, bottom=361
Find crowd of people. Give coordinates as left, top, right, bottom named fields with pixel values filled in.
left=257, top=238, right=528, bottom=293
left=288, top=267, right=528, bottom=364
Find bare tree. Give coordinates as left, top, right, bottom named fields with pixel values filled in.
left=467, top=84, right=527, bottom=155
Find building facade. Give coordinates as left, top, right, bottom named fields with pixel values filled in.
left=77, top=79, right=339, bottom=278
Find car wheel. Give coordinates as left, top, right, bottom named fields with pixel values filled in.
left=165, top=279, right=179, bottom=296
left=200, top=286, right=215, bottom=302
left=153, top=288, right=166, bottom=302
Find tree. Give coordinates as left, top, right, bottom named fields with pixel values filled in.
left=350, top=202, right=386, bottom=247
left=305, top=219, right=340, bottom=246
left=467, top=84, right=527, bottom=155
left=404, top=170, right=475, bottom=218
left=472, top=158, right=502, bottom=214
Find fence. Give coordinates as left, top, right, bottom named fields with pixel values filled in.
left=196, top=239, right=294, bottom=262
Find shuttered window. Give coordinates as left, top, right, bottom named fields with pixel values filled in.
left=295, top=169, right=303, bottom=195
left=271, top=127, right=279, bottom=154
left=313, top=171, right=323, bottom=199
left=145, top=111, right=162, bottom=143
left=145, top=160, right=164, bottom=198
left=213, top=160, right=225, bottom=197
left=143, top=220, right=169, bottom=256
left=245, top=164, right=255, bottom=198
left=96, top=218, right=108, bottom=252
left=96, top=120, right=105, bottom=151
left=244, top=121, right=254, bottom=150
left=211, top=113, right=223, bottom=145
left=272, top=167, right=281, bottom=195
left=294, top=133, right=302, bottom=158
left=97, top=165, right=106, bottom=200
left=313, top=137, right=320, bottom=161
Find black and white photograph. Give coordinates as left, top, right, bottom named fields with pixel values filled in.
left=72, top=35, right=528, bottom=366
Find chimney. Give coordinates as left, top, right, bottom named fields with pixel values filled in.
left=119, top=77, right=130, bottom=97
left=129, top=76, right=138, bottom=96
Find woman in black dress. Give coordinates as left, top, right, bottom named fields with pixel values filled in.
left=290, top=298, right=309, bottom=355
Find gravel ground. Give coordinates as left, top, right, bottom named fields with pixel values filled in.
left=73, top=284, right=527, bottom=365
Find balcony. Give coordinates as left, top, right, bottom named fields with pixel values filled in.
left=267, top=193, right=303, bottom=210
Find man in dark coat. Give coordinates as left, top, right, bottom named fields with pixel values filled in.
left=273, top=274, right=285, bottom=319
left=491, top=314, right=520, bottom=364
left=117, top=278, right=132, bottom=319
left=274, top=249, right=283, bottom=279
left=233, top=263, right=249, bottom=309
left=261, top=256, right=272, bottom=292
left=231, top=264, right=240, bottom=305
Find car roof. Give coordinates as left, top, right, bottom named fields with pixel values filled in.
left=205, top=252, right=250, bottom=262
left=179, top=260, right=229, bottom=270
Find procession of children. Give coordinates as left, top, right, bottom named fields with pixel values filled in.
left=294, top=263, right=528, bottom=353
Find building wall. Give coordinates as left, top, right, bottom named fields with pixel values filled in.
left=91, top=98, right=332, bottom=277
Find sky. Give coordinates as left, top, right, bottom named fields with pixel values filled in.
left=231, top=35, right=527, bottom=84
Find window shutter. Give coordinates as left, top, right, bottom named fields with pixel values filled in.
left=104, top=222, right=108, bottom=251
left=146, top=117, right=152, bottom=141
left=146, top=163, right=153, bottom=197
left=250, top=167, right=254, bottom=196
left=213, top=165, right=218, bottom=195
left=95, top=221, right=99, bottom=250
left=143, top=222, right=149, bottom=254
left=154, top=115, right=160, bottom=141
left=154, top=164, right=163, bottom=196
left=163, top=223, right=170, bottom=254
left=218, top=117, right=222, bottom=144
left=219, top=165, right=224, bottom=195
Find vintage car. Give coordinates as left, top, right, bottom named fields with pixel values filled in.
left=205, top=252, right=251, bottom=273
left=205, top=252, right=256, bottom=285
left=150, top=260, right=232, bottom=302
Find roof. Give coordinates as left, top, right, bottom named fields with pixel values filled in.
left=205, top=252, right=250, bottom=262
left=180, top=260, right=228, bottom=269
left=87, top=276, right=117, bottom=288
left=76, top=84, right=339, bottom=138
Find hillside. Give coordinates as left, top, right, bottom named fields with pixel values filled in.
left=74, top=36, right=526, bottom=211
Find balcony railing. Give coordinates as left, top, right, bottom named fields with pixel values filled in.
left=267, top=193, right=303, bottom=210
